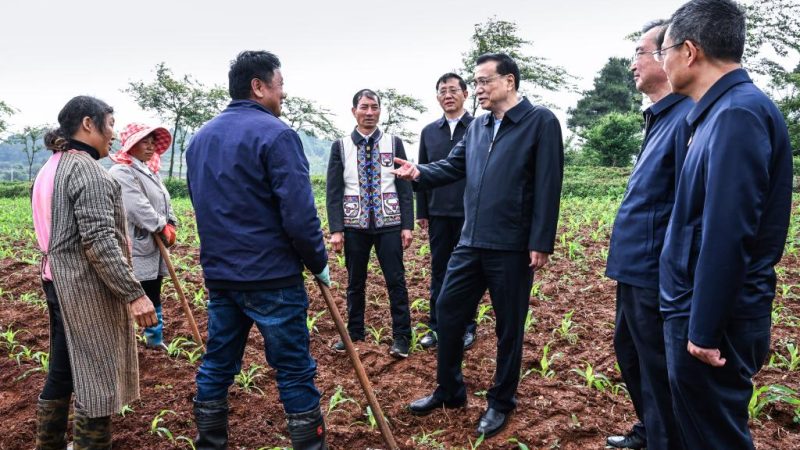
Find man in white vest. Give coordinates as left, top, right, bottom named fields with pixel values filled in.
left=326, top=89, right=414, bottom=358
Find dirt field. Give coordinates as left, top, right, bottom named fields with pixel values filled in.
left=1, top=202, right=799, bottom=449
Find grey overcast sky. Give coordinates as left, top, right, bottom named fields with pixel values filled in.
left=2, top=0, right=697, bottom=155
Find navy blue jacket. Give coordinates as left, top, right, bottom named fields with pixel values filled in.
left=659, top=69, right=793, bottom=347
left=186, top=100, right=328, bottom=288
left=416, top=112, right=473, bottom=218
left=606, top=94, right=693, bottom=289
left=416, top=98, right=564, bottom=253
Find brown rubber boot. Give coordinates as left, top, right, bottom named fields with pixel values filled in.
left=72, top=407, right=111, bottom=450
left=35, top=396, right=71, bottom=450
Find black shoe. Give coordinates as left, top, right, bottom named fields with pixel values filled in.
left=332, top=338, right=363, bottom=353
left=606, top=431, right=647, bottom=449
left=193, top=398, right=229, bottom=450
left=286, top=403, right=327, bottom=450
left=389, top=336, right=409, bottom=359
left=475, top=408, right=509, bottom=438
left=408, top=394, right=467, bottom=416
left=420, top=332, right=437, bottom=349
left=463, top=331, right=476, bottom=350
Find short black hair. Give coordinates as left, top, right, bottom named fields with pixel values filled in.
left=435, top=73, right=467, bottom=92
left=352, top=89, right=380, bottom=108
left=475, top=53, right=520, bottom=90
left=228, top=50, right=281, bottom=100
left=668, top=0, right=746, bottom=63
left=44, top=96, right=113, bottom=152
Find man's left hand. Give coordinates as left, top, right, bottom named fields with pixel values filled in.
left=529, top=250, right=549, bottom=270
left=687, top=341, right=726, bottom=367
left=401, top=229, right=413, bottom=249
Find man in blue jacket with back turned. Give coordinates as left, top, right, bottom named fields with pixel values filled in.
left=186, top=50, right=329, bottom=450
left=394, top=53, right=563, bottom=439
left=659, top=1, right=793, bottom=448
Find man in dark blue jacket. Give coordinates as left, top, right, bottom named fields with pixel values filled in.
left=659, top=1, right=793, bottom=448
left=416, top=73, right=476, bottom=350
left=394, top=53, right=563, bottom=438
left=604, top=20, right=692, bottom=450
left=186, top=51, right=330, bottom=450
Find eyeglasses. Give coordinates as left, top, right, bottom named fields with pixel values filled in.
left=632, top=49, right=659, bottom=61
left=437, top=87, right=464, bottom=97
left=653, top=41, right=685, bottom=62
left=471, top=75, right=503, bottom=89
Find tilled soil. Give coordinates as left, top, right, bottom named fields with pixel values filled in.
left=1, top=227, right=799, bottom=449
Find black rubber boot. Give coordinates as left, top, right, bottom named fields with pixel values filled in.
left=286, top=404, right=327, bottom=450
left=72, top=408, right=111, bottom=450
left=193, top=398, right=229, bottom=450
left=35, top=396, right=71, bottom=450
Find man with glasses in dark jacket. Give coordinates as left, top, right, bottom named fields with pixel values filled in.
left=659, top=1, right=793, bottom=448
left=394, top=53, right=563, bottom=439
left=416, top=73, right=476, bottom=351
left=186, top=50, right=330, bottom=450
left=605, top=19, right=693, bottom=450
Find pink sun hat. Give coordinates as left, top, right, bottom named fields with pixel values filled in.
left=110, top=123, right=172, bottom=173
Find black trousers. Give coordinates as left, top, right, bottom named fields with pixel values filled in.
left=664, top=316, right=770, bottom=450
left=427, top=216, right=476, bottom=335
left=140, top=277, right=163, bottom=308
left=433, top=246, right=532, bottom=412
left=344, top=230, right=411, bottom=340
left=614, top=283, right=682, bottom=450
left=40, top=281, right=74, bottom=400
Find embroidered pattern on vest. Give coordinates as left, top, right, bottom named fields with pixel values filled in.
left=342, top=134, right=401, bottom=229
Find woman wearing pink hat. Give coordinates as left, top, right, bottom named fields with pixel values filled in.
left=109, top=123, right=177, bottom=351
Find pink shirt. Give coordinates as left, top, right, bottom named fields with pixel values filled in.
left=32, top=152, right=63, bottom=281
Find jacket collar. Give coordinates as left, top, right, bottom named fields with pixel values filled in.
left=480, top=96, right=533, bottom=127
left=436, top=110, right=474, bottom=129
left=68, top=139, right=100, bottom=160
left=686, top=68, right=751, bottom=127
left=647, top=93, right=689, bottom=117
left=350, top=127, right=383, bottom=145
left=227, top=99, right=277, bottom=118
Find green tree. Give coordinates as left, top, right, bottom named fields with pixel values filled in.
left=173, top=86, right=227, bottom=178
left=0, top=100, right=15, bottom=135
left=125, top=63, right=226, bottom=179
left=580, top=112, right=643, bottom=167
left=773, top=63, right=800, bottom=155
left=375, top=88, right=427, bottom=142
left=461, top=16, right=574, bottom=113
left=281, top=96, right=342, bottom=141
left=743, top=0, right=800, bottom=79
left=567, top=57, right=642, bottom=130
left=7, top=125, right=48, bottom=180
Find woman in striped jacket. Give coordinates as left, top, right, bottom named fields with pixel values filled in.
left=31, top=96, right=157, bottom=450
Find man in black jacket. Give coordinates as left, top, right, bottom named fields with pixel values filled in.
left=394, top=53, right=563, bottom=438
left=416, top=73, right=476, bottom=350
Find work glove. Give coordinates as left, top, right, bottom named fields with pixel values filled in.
left=160, top=223, right=177, bottom=247
left=314, top=265, right=331, bottom=287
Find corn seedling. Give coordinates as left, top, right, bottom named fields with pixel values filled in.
left=411, top=429, right=446, bottom=449
left=418, top=244, right=431, bottom=257
left=554, top=310, right=579, bottom=344
left=327, top=385, right=359, bottom=414
left=336, top=254, right=346, bottom=268
left=119, top=404, right=134, bottom=417
left=235, top=364, right=265, bottom=395
left=534, top=342, right=561, bottom=379
left=365, top=406, right=377, bottom=430
left=467, top=433, right=485, bottom=449
left=18, top=291, right=46, bottom=309
left=0, top=326, right=23, bottom=351
left=166, top=337, right=192, bottom=358
left=524, top=308, right=537, bottom=332
left=749, top=384, right=800, bottom=420
left=411, top=298, right=430, bottom=314
left=367, top=325, right=387, bottom=345
left=192, top=288, right=207, bottom=309
left=507, top=438, right=530, bottom=450
left=409, top=323, right=429, bottom=353
left=476, top=303, right=494, bottom=325
left=306, top=310, right=326, bottom=334
left=182, top=345, right=204, bottom=364
left=769, top=341, right=800, bottom=371
left=572, top=363, right=612, bottom=392
left=150, top=409, right=178, bottom=441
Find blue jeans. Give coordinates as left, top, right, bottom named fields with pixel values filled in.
left=195, top=284, right=320, bottom=414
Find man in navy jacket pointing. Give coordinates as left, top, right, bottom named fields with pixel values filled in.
left=394, top=53, right=563, bottom=439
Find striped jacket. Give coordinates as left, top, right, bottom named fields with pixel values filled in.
left=47, top=150, right=145, bottom=417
